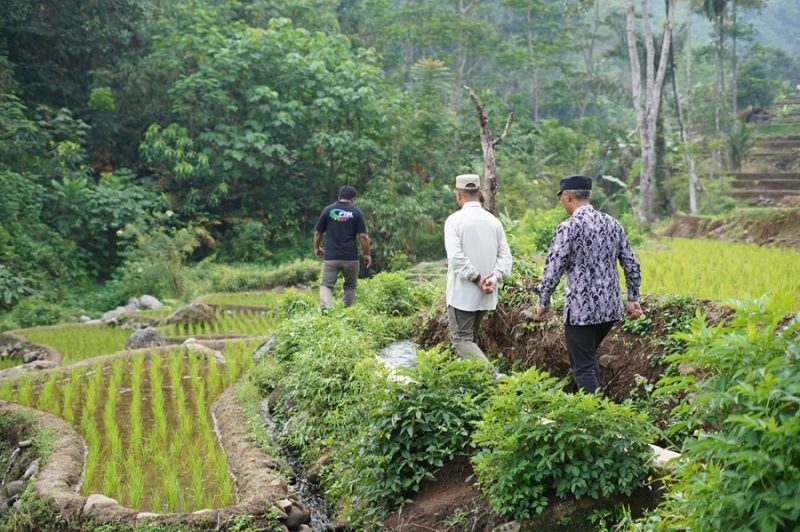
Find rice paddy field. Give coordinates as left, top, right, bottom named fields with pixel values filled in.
left=158, top=308, right=276, bottom=337
left=0, top=358, right=23, bottom=371
left=0, top=341, right=255, bottom=512
left=16, top=324, right=131, bottom=363
left=633, top=238, right=800, bottom=309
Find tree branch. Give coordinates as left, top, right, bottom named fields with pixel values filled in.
left=493, top=112, right=515, bottom=147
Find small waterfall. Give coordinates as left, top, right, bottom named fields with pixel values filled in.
left=377, top=340, right=419, bottom=369
left=259, top=400, right=334, bottom=531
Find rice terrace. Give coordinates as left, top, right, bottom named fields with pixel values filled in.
left=1, top=1, right=800, bottom=531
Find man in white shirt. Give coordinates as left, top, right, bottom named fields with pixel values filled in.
left=444, top=174, right=513, bottom=368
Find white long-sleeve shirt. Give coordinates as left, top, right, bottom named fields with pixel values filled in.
left=445, top=202, right=513, bottom=311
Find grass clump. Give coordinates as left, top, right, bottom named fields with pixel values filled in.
left=15, top=324, right=129, bottom=363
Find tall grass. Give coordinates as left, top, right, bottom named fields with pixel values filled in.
left=634, top=239, right=800, bottom=310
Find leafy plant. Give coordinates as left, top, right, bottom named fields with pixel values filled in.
left=471, top=368, right=654, bottom=520
left=338, top=348, right=492, bottom=524
left=644, top=299, right=800, bottom=530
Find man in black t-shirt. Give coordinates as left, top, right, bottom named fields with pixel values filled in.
left=313, top=185, right=371, bottom=310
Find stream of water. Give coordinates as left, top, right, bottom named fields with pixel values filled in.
left=1, top=447, right=20, bottom=486
left=259, top=399, right=334, bottom=532
left=377, top=340, right=418, bottom=369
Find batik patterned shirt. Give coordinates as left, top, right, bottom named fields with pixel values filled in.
left=537, top=205, right=641, bottom=326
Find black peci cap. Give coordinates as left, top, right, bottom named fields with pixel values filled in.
left=556, top=175, right=592, bottom=196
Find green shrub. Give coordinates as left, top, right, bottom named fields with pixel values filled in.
left=208, top=259, right=319, bottom=292
left=471, top=368, right=654, bottom=520
left=360, top=272, right=415, bottom=316
left=334, top=347, right=492, bottom=525
left=10, top=296, right=69, bottom=327
left=220, top=220, right=271, bottom=263
left=644, top=299, right=800, bottom=531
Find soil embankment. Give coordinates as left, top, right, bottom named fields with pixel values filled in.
left=661, top=208, right=800, bottom=249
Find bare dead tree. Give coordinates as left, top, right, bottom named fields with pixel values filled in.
left=464, top=85, right=514, bottom=214
left=625, top=0, right=676, bottom=222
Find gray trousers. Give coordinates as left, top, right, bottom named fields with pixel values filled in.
left=447, top=305, right=490, bottom=365
left=320, top=260, right=359, bottom=309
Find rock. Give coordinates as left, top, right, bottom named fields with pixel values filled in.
left=125, top=327, right=163, bottom=350
left=284, top=505, right=307, bottom=528
left=437, top=310, right=448, bottom=326
left=138, top=294, right=162, bottom=310
left=22, top=459, right=39, bottom=481
left=162, top=303, right=216, bottom=326
left=306, top=454, right=330, bottom=484
left=126, top=297, right=141, bottom=310
left=267, top=386, right=284, bottom=413
left=267, top=478, right=289, bottom=498
left=493, top=521, right=521, bottom=532
left=17, top=439, right=32, bottom=448
left=276, top=499, right=294, bottom=513
left=281, top=411, right=309, bottom=439
left=192, top=509, right=217, bottom=519
left=278, top=524, right=290, bottom=532
left=3, top=481, right=24, bottom=499
left=598, top=354, right=618, bottom=369
left=136, top=512, right=160, bottom=521
left=212, top=352, right=226, bottom=364
left=252, top=336, right=275, bottom=361
left=333, top=518, right=352, bottom=531
left=83, top=494, right=119, bottom=514
left=183, top=337, right=197, bottom=345
left=298, top=525, right=312, bottom=532
left=21, top=351, right=40, bottom=363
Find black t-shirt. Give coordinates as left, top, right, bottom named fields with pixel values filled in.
left=314, top=201, right=368, bottom=260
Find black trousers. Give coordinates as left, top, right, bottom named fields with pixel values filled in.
left=564, top=321, right=616, bottom=393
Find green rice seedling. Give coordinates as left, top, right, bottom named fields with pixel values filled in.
left=163, top=467, right=183, bottom=512
left=16, top=377, right=34, bottom=407
left=102, top=456, right=121, bottom=497
left=206, top=356, right=221, bottom=397
left=61, top=367, right=82, bottom=423
left=83, top=421, right=101, bottom=491
left=189, top=443, right=204, bottom=507
left=150, top=490, right=162, bottom=513
left=0, top=358, right=22, bottom=371
left=35, top=372, right=60, bottom=416
left=0, top=379, right=13, bottom=401
left=126, top=445, right=144, bottom=508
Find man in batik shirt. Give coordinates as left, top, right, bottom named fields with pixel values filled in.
left=535, top=175, right=643, bottom=393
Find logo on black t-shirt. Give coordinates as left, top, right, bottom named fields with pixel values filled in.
left=330, top=209, right=355, bottom=222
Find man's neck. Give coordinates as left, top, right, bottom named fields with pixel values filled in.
left=569, top=201, right=591, bottom=215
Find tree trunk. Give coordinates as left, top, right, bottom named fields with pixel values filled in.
left=464, top=86, right=514, bottom=215
left=625, top=0, right=676, bottom=223
left=669, top=24, right=702, bottom=214
left=731, top=0, right=738, bottom=116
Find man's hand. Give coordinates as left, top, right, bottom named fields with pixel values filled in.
left=626, top=300, right=643, bottom=320
left=479, top=274, right=496, bottom=294
left=314, top=248, right=324, bottom=258
left=534, top=306, right=550, bottom=321
left=364, top=254, right=372, bottom=268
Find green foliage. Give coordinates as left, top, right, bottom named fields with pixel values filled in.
left=220, top=220, right=271, bottom=263
left=201, top=259, right=320, bottom=293
left=727, top=119, right=754, bottom=171
left=9, top=296, right=69, bottom=328
left=506, top=207, right=568, bottom=256
left=103, top=224, right=199, bottom=304
left=359, top=272, right=416, bottom=316
left=643, top=299, right=800, bottom=530
left=338, top=348, right=492, bottom=525
left=471, top=368, right=654, bottom=520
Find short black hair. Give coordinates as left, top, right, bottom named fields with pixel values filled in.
left=338, top=185, right=358, bottom=200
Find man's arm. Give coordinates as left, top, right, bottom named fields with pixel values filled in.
left=444, top=218, right=480, bottom=282
left=313, top=231, right=324, bottom=258
left=617, top=224, right=642, bottom=318
left=492, top=224, right=513, bottom=281
left=537, top=223, right=571, bottom=310
left=358, top=233, right=371, bottom=268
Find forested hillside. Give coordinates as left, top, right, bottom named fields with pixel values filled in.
left=2, top=0, right=798, bottom=323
